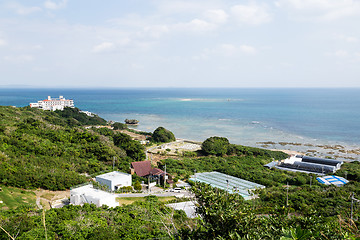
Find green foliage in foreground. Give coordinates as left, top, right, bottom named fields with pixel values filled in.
left=0, top=106, right=145, bottom=190
left=0, top=196, right=192, bottom=240
left=163, top=149, right=360, bottom=219
left=152, top=126, right=176, bottom=143
left=180, top=183, right=357, bottom=239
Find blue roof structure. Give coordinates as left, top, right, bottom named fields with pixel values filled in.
left=189, top=171, right=265, bottom=200
left=316, top=175, right=349, bottom=187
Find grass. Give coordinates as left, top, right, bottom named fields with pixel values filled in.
left=41, top=192, right=55, bottom=200
left=0, top=185, right=36, bottom=209
left=116, top=196, right=176, bottom=205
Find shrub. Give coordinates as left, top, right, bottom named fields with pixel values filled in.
left=134, top=181, right=142, bottom=191
left=201, top=136, right=230, bottom=156
left=152, top=127, right=175, bottom=143
left=112, top=122, right=128, bottom=130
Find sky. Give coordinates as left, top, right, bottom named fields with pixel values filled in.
left=0, top=0, right=360, bottom=88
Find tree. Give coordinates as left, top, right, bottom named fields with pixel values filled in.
left=112, top=122, right=128, bottom=130
left=113, top=133, right=146, bottom=161
left=152, top=127, right=175, bottom=143
left=201, top=136, right=230, bottom=156
left=134, top=181, right=142, bottom=191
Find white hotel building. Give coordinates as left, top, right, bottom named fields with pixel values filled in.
left=30, top=96, right=74, bottom=111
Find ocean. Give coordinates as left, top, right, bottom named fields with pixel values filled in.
left=1, top=88, right=359, bottom=160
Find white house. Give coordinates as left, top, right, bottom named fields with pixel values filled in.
left=70, top=184, right=118, bottom=208
left=96, top=171, right=132, bottom=191
left=30, top=96, right=74, bottom=111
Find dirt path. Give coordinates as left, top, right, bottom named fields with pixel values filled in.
left=34, top=189, right=70, bottom=209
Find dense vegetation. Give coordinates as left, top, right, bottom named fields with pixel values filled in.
left=54, top=107, right=107, bottom=126
left=0, top=106, right=145, bottom=190
left=180, top=183, right=355, bottom=239
left=1, top=106, right=360, bottom=238
left=201, top=136, right=230, bottom=156
left=151, top=127, right=176, bottom=143
left=162, top=142, right=360, bottom=238
left=0, top=196, right=192, bottom=239
left=111, top=122, right=128, bottom=130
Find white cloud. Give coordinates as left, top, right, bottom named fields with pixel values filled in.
left=155, top=1, right=217, bottom=15
left=194, top=43, right=257, bottom=59
left=175, top=19, right=217, bottom=32
left=143, top=25, right=170, bottom=39
left=0, top=39, right=7, bottom=46
left=336, top=34, right=358, bottom=42
left=92, top=42, right=115, bottom=53
left=7, top=3, right=42, bottom=15
left=4, top=55, right=34, bottom=63
left=203, top=9, right=228, bottom=24
left=326, top=50, right=350, bottom=57
left=44, top=0, right=68, bottom=10
left=239, top=45, right=257, bottom=54
left=219, top=44, right=237, bottom=56
left=276, top=0, right=360, bottom=20
left=231, top=3, right=272, bottom=25
left=334, top=50, right=349, bottom=57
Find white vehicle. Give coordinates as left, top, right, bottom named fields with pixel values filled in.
left=173, top=188, right=182, bottom=192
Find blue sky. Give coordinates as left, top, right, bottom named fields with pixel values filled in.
left=0, top=0, right=360, bottom=88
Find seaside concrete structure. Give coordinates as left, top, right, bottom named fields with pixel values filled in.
left=70, top=184, right=118, bottom=208
left=30, top=96, right=74, bottom=111
left=265, top=155, right=343, bottom=175
left=95, top=171, right=132, bottom=191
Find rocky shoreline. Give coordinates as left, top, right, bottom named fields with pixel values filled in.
left=256, top=141, right=360, bottom=161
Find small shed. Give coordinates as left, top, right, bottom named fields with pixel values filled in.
left=96, top=171, right=132, bottom=191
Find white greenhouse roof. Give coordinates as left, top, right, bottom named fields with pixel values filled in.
left=96, top=171, right=131, bottom=181
left=189, top=171, right=265, bottom=200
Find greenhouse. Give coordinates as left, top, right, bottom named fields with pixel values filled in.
left=189, top=171, right=265, bottom=200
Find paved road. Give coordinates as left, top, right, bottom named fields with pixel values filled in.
left=116, top=190, right=194, bottom=198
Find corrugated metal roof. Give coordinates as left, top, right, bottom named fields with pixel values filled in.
left=189, top=171, right=265, bottom=200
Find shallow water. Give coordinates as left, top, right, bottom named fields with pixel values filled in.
left=1, top=88, right=359, bottom=160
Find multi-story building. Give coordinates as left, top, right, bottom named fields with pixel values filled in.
left=30, top=96, right=74, bottom=111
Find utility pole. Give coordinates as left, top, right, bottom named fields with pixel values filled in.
left=113, top=156, right=117, bottom=170
left=164, top=164, right=166, bottom=189
left=286, top=182, right=289, bottom=206
left=345, top=171, right=348, bottom=180
left=310, top=176, right=312, bottom=187
left=350, top=192, right=360, bottom=222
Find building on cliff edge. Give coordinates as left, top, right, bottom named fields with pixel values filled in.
left=30, top=95, right=74, bottom=111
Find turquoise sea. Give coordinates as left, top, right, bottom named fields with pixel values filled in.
left=1, top=88, right=359, bottom=159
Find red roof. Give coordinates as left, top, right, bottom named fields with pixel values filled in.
left=131, top=161, right=152, bottom=177
left=149, top=168, right=165, bottom=176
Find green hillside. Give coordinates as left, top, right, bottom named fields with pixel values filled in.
left=0, top=106, right=144, bottom=190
